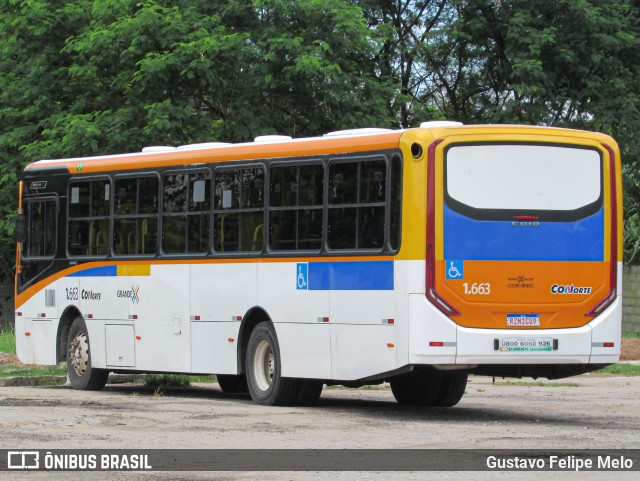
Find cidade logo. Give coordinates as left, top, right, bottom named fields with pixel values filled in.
left=117, top=284, right=141, bottom=304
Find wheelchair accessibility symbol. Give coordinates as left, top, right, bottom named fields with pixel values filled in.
left=446, top=260, right=464, bottom=280
left=296, top=263, right=308, bottom=290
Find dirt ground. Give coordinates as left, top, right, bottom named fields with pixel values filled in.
left=0, top=375, right=638, bottom=481
left=0, top=353, right=19, bottom=365
left=1, top=341, right=639, bottom=480
left=621, top=337, right=640, bottom=360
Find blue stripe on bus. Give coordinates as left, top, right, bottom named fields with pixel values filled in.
left=443, top=204, right=604, bottom=261
left=67, top=266, right=117, bottom=277
left=308, top=261, right=394, bottom=290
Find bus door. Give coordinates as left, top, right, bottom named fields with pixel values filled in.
left=17, top=195, right=58, bottom=305
left=15, top=193, right=59, bottom=364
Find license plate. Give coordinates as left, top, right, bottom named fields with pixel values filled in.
left=499, top=337, right=553, bottom=352
left=506, top=313, right=540, bottom=327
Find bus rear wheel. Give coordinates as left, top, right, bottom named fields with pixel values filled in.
left=217, top=374, right=248, bottom=393
left=66, top=316, right=108, bottom=391
left=293, top=380, right=323, bottom=406
left=246, top=322, right=298, bottom=406
left=390, top=366, right=442, bottom=406
left=434, top=371, right=468, bottom=407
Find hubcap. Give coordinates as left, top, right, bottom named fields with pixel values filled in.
left=69, top=331, right=89, bottom=376
left=253, top=339, right=274, bottom=392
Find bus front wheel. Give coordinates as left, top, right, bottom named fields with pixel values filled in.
left=246, top=322, right=298, bottom=406
left=66, top=316, right=109, bottom=391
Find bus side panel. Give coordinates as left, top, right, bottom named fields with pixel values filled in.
left=393, top=260, right=418, bottom=369
left=14, top=316, right=30, bottom=364
left=191, top=321, right=240, bottom=374
left=21, top=282, right=57, bottom=320
left=15, top=285, right=58, bottom=365
left=327, top=260, right=396, bottom=380
left=258, top=262, right=331, bottom=379
left=15, top=317, right=57, bottom=365
left=191, top=263, right=258, bottom=323
left=134, top=320, right=190, bottom=372
left=330, top=324, right=396, bottom=380
left=275, top=323, right=332, bottom=379
left=87, top=319, right=107, bottom=369
left=132, top=264, right=190, bottom=372
left=190, top=262, right=258, bottom=374
left=407, top=294, right=457, bottom=365
left=30, top=320, right=55, bottom=364
left=590, top=287, right=622, bottom=364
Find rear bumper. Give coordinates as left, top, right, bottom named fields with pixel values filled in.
left=408, top=294, right=622, bottom=366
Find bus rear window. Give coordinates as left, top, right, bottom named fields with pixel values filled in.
left=445, top=144, right=602, bottom=220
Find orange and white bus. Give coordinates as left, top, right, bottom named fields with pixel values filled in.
left=14, top=122, right=623, bottom=406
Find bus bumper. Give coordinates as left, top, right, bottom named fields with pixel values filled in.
left=408, top=294, right=622, bottom=366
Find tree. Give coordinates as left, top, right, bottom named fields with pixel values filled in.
left=0, top=0, right=93, bottom=281
left=0, top=0, right=399, bottom=288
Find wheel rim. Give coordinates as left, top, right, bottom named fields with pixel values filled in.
left=253, top=339, right=274, bottom=392
left=69, top=331, right=89, bottom=376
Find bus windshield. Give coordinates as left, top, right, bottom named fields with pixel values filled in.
left=445, top=144, right=601, bottom=212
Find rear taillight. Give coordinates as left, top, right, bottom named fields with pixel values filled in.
left=586, top=143, right=618, bottom=317
left=425, top=139, right=460, bottom=316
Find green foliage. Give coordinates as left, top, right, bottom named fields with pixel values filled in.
left=0, top=364, right=67, bottom=378
left=1, top=0, right=640, bottom=289
left=143, top=374, right=191, bottom=388
left=596, top=363, right=640, bottom=376
left=0, top=0, right=399, bottom=289
left=623, top=161, right=640, bottom=264
left=0, top=326, right=15, bottom=354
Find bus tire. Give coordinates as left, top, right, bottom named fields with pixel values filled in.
left=390, top=366, right=442, bottom=406
left=293, top=380, right=323, bottom=406
left=66, top=316, right=108, bottom=391
left=246, top=322, right=298, bottom=406
left=217, top=374, right=248, bottom=393
left=434, top=371, right=468, bottom=407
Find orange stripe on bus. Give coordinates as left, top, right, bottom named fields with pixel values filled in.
left=15, top=255, right=396, bottom=308
left=25, top=133, right=403, bottom=175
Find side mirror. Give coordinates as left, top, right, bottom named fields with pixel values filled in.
left=14, top=213, right=26, bottom=243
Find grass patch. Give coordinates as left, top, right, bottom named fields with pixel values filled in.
left=143, top=374, right=191, bottom=388
left=0, top=327, right=16, bottom=354
left=494, top=381, right=580, bottom=387
left=0, top=363, right=67, bottom=378
left=190, top=375, right=217, bottom=383
left=623, top=331, right=640, bottom=339
left=142, top=374, right=217, bottom=386
left=595, top=363, right=640, bottom=376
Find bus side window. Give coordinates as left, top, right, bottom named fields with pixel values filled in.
left=268, top=163, right=323, bottom=252
left=327, top=159, right=386, bottom=251
left=213, top=167, right=264, bottom=253
left=68, top=179, right=110, bottom=257
left=26, top=199, right=57, bottom=258
left=115, top=176, right=159, bottom=256
left=162, top=171, right=209, bottom=255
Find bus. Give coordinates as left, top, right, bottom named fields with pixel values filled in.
left=13, top=122, right=623, bottom=407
